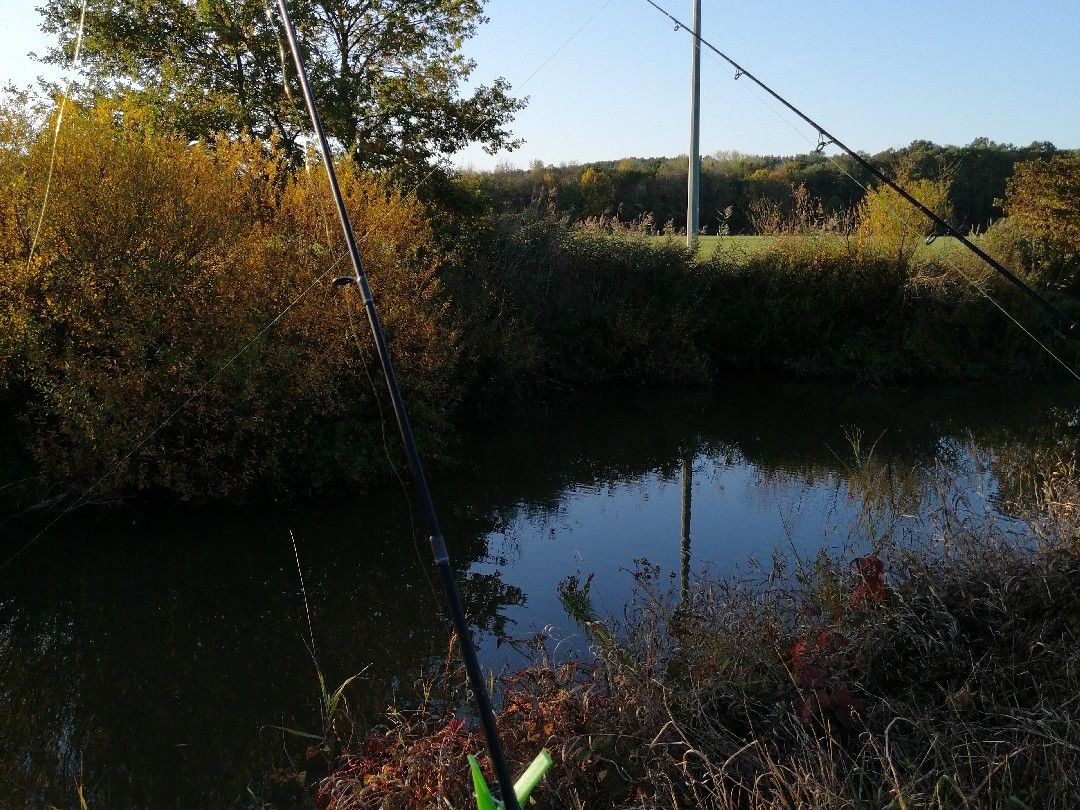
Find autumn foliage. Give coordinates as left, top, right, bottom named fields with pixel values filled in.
left=0, top=102, right=457, bottom=499
left=999, top=152, right=1080, bottom=293
left=0, top=98, right=1075, bottom=504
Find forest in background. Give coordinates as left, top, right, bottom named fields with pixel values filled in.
left=464, top=139, right=1066, bottom=235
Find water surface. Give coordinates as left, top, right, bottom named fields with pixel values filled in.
left=0, top=377, right=1072, bottom=808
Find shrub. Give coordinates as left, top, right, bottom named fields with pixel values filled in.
left=998, top=153, right=1080, bottom=294
left=0, top=101, right=457, bottom=500
left=856, top=167, right=952, bottom=267
left=442, top=205, right=711, bottom=416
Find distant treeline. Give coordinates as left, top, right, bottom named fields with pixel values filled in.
left=464, top=139, right=1066, bottom=235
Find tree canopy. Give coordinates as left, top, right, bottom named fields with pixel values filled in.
left=38, top=0, right=524, bottom=171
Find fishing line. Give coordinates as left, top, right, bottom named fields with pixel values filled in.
left=0, top=267, right=335, bottom=569
left=264, top=0, right=415, bottom=643
left=516, top=0, right=617, bottom=90
left=289, top=529, right=320, bottom=667
left=345, top=297, right=442, bottom=606
left=640, top=0, right=1077, bottom=335
left=4, top=3, right=614, bottom=799
left=25, top=0, right=88, bottom=273
left=718, top=66, right=1080, bottom=384
left=706, top=53, right=921, bottom=232
left=270, top=0, right=529, bottom=803
left=266, top=0, right=619, bottom=605
left=648, top=0, right=1080, bottom=382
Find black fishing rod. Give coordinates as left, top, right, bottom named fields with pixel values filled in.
left=272, top=2, right=522, bottom=807
left=643, top=0, right=1078, bottom=334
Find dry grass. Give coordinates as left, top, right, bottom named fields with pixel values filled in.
left=315, top=462, right=1080, bottom=809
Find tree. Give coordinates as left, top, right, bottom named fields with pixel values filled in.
left=857, top=165, right=952, bottom=264
left=1003, top=153, right=1080, bottom=252
left=579, top=166, right=613, bottom=218
left=38, top=0, right=525, bottom=171
left=1000, top=153, right=1080, bottom=292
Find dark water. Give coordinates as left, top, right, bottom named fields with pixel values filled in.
left=0, top=377, right=1074, bottom=808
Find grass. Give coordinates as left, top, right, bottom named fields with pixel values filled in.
left=310, top=447, right=1080, bottom=809
left=647, top=234, right=967, bottom=261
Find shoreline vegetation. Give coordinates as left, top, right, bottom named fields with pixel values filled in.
left=1, top=103, right=1078, bottom=508
left=286, top=448, right=1080, bottom=809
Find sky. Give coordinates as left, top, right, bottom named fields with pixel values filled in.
left=3, top=1, right=1079, bottom=169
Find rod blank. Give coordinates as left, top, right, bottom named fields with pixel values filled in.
left=271, top=3, right=521, bottom=807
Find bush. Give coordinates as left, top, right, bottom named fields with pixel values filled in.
left=0, top=98, right=1072, bottom=503
left=442, top=205, right=712, bottom=416
left=856, top=167, right=952, bottom=267
left=0, top=102, right=458, bottom=500
left=694, top=231, right=1051, bottom=381
left=998, top=153, right=1080, bottom=294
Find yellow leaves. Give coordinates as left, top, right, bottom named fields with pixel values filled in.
left=856, top=166, right=952, bottom=265
left=1003, top=153, right=1080, bottom=254
left=1, top=100, right=459, bottom=499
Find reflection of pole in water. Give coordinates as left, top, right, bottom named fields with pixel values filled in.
left=680, top=454, right=693, bottom=604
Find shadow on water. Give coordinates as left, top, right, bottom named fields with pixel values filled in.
left=0, top=375, right=1075, bottom=807
left=0, top=496, right=523, bottom=808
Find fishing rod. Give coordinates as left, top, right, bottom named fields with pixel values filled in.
left=643, top=0, right=1078, bottom=335
left=272, top=3, right=548, bottom=807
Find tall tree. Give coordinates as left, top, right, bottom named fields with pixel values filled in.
left=38, top=0, right=524, bottom=171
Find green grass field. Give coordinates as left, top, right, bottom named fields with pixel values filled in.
left=649, top=234, right=966, bottom=261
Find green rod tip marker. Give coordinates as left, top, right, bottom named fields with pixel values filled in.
left=469, top=750, right=553, bottom=809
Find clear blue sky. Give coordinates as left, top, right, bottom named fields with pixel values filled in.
left=455, top=0, right=1080, bottom=168
left=3, top=1, right=1078, bottom=169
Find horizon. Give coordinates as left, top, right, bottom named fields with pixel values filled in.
left=454, top=136, right=1072, bottom=174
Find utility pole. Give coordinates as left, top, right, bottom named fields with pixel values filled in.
left=686, top=0, right=702, bottom=250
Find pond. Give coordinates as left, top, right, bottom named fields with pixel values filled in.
left=0, top=376, right=1073, bottom=808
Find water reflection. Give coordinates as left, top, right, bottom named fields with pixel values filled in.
left=0, top=499, right=522, bottom=808
left=0, top=376, right=1074, bottom=808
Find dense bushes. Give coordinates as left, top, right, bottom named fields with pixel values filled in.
left=0, top=103, right=457, bottom=500
left=442, top=210, right=710, bottom=415
left=696, top=234, right=1056, bottom=381
left=999, top=153, right=1080, bottom=295
left=450, top=176, right=1071, bottom=399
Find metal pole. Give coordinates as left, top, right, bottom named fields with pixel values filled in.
left=271, top=3, right=521, bottom=807
left=686, top=0, right=702, bottom=250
